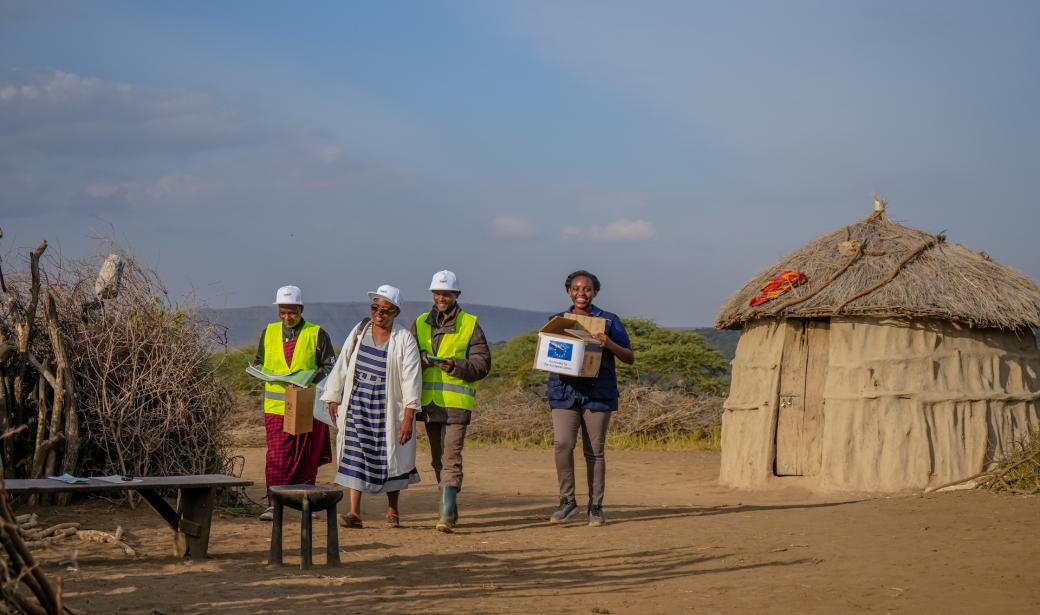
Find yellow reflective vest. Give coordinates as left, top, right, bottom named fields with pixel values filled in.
left=415, top=310, right=479, bottom=411
left=262, top=321, right=320, bottom=415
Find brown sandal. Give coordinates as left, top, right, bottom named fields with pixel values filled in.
left=338, top=513, right=363, bottom=529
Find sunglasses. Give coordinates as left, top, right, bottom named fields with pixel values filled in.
left=370, top=304, right=398, bottom=316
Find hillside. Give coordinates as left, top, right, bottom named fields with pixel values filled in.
left=207, top=302, right=746, bottom=358
left=693, top=328, right=739, bottom=361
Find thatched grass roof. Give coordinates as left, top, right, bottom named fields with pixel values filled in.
left=715, top=207, right=1040, bottom=330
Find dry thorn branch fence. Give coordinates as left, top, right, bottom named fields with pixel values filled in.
left=0, top=238, right=234, bottom=505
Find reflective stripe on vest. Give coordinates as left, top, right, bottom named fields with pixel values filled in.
left=415, top=310, right=479, bottom=411
left=422, top=381, right=477, bottom=397
left=262, top=321, right=320, bottom=415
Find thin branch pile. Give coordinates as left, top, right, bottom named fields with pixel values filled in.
left=978, top=431, right=1040, bottom=495
left=0, top=237, right=234, bottom=496
left=0, top=443, right=78, bottom=614
left=924, top=430, right=1040, bottom=495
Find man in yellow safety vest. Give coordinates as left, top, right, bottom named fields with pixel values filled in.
left=252, top=285, right=336, bottom=521
left=411, top=270, right=491, bottom=532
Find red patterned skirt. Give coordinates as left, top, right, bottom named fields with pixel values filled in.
left=264, top=413, right=332, bottom=491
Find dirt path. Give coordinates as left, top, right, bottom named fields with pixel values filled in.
left=22, top=447, right=1040, bottom=614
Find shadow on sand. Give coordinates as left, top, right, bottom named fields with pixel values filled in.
left=65, top=497, right=861, bottom=613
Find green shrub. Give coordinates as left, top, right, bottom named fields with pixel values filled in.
left=210, top=346, right=261, bottom=397
left=617, top=318, right=728, bottom=395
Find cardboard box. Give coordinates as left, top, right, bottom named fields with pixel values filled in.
left=283, top=385, right=314, bottom=435
left=533, top=312, right=606, bottom=378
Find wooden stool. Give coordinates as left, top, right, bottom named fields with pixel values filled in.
left=268, top=484, right=344, bottom=569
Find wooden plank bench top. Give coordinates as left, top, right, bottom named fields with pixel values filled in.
left=4, top=474, right=251, bottom=494
left=5, top=474, right=253, bottom=559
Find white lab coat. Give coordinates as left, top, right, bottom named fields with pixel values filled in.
left=320, top=320, right=422, bottom=481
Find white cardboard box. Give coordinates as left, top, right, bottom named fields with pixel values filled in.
left=533, top=313, right=606, bottom=377
left=534, top=332, right=588, bottom=376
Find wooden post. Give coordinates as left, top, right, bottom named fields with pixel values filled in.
left=6, top=241, right=47, bottom=478
left=301, top=495, right=312, bottom=570
left=42, top=292, right=79, bottom=506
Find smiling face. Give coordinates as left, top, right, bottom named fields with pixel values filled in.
left=370, top=297, right=399, bottom=329
left=278, top=304, right=303, bottom=328
left=567, top=275, right=597, bottom=311
left=432, top=290, right=459, bottom=313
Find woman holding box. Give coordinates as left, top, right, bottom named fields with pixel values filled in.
left=547, top=270, right=634, bottom=527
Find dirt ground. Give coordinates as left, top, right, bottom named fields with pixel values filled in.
left=20, top=446, right=1040, bottom=614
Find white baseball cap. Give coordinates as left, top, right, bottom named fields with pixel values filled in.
left=367, top=284, right=402, bottom=309
left=273, top=285, right=303, bottom=305
left=429, top=270, right=460, bottom=292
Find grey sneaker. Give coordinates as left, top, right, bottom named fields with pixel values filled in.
left=258, top=507, right=274, bottom=522
left=588, top=506, right=606, bottom=527
left=550, top=499, right=579, bottom=524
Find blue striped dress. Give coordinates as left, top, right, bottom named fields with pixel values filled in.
left=335, top=331, right=420, bottom=493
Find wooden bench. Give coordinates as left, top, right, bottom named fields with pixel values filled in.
left=4, top=474, right=252, bottom=559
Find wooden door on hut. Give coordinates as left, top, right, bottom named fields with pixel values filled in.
left=775, top=319, right=829, bottom=476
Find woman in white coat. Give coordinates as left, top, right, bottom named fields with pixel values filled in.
left=322, top=284, right=422, bottom=528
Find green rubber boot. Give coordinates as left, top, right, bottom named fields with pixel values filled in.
left=436, top=486, right=459, bottom=533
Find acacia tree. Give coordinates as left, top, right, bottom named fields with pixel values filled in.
left=616, top=318, right=728, bottom=395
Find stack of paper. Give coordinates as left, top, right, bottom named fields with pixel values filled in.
left=245, top=366, right=316, bottom=387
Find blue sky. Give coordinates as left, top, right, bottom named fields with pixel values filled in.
left=1, top=0, right=1037, bottom=326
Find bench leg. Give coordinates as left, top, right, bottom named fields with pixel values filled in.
left=139, top=489, right=188, bottom=557
left=177, top=487, right=216, bottom=559
left=326, top=503, right=340, bottom=566
left=300, top=497, right=312, bottom=570
left=270, top=501, right=284, bottom=566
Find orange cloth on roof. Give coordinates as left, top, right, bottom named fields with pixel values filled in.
left=749, top=271, right=808, bottom=307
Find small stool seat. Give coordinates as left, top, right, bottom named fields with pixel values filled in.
left=268, top=484, right=343, bottom=569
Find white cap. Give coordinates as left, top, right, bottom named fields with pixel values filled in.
left=273, top=285, right=303, bottom=305
left=367, top=284, right=402, bottom=309
left=429, top=270, right=460, bottom=292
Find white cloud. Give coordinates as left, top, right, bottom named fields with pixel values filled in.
left=150, top=174, right=201, bottom=198
left=561, top=218, right=655, bottom=242
left=0, top=68, right=276, bottom=158
left=85, top=181, right=119, bottom=198
left=83, top=173, right=202, bottom=203
left=317, top=145, right=342, bottom=163
left=491, top=215, right=536, bottom=239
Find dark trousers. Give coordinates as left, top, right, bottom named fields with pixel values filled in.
left=425, top=422, right=467, bottom=490
left=552, top=408, right=611, bottom=508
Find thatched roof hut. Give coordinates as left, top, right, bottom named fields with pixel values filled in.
left=715, top=202, right=1040, bottom=492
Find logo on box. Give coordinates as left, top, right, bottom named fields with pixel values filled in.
left=547, top=340, right=574, bottom=360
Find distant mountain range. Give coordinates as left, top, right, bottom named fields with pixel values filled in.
left=203, top=302, right=1038, bottom=359
left=205, top=302, right=743, bottom=359
left=206, top=302, right=551, bottom=349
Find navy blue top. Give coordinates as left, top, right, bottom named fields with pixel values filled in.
left=546, top=304, right=631, bottom=411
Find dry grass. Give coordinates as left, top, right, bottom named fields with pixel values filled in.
left=716, top=209, right=1040, bottom=330
left=467, top=386, right=723, bottom=451
left=983, top=430, right=1040, bottom=495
